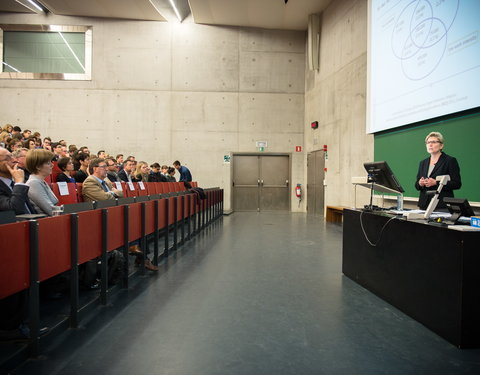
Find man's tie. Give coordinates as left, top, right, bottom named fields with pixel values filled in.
left=101, top=180, right=109, bottom=192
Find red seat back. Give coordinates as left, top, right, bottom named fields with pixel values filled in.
left=77, top=209, right=103, bottom=263
left=0, top=221, right=30, bottom=299
left=76, top=183, right=84, bottom=202
left=38, top=215, right=71, bottom=281
left=125, top=181, right=137, bottom=198
left=51, top=161, right=62, bottom=183
left=106, top=205, right=125, bottom=251
left=135, top=182, right=148, bottom=197
left=51, top=182, right=79, bottom=205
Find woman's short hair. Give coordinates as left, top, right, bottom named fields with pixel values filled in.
left=57, top=157, right=71, bottom=171
left=26, top=149, right=54, bottom=173
left=425, top=131, right=444, bottom=144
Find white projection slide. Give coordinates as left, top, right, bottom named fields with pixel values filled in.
left=367, top=0, right=480, bottom=133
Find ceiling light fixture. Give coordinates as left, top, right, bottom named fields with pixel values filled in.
left=27, top=0, right=43, bottom=12
left=14, top=0, right=47, bottom=14
left=168, top=0, right=182, bottom=21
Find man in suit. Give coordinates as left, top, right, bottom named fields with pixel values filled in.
left=83, top=159, right=158, bottom=272
left=0, top=146, right=34, bottom=214
left=0, top=147, right=48, bottom=341
left=82, top=158, right=123, bottom=202
left=12, top=148, right=30, bottom=182
left=105, top=157, right=121, bottom=182
left=118, top=159, right=135, bottom=182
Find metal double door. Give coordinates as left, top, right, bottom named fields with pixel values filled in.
left=233, top=155, right=290, bottom=211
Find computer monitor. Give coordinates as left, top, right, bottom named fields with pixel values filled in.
left=443, top=197, right=476, bottom=224
left=363, top=161, right=404, bottom=194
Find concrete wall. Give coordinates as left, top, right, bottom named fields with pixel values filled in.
left=304, top=0, right=373, bottom=209
left=0, top=13, right=306, bottom=211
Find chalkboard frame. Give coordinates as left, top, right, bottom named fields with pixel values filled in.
left=374, top=108, right=480, bottom=204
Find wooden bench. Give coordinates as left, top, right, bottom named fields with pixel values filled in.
left=326, top=206, right=347, bottom=223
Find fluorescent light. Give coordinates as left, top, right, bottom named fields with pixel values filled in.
left=58, top=32, right=85, bottom=71
left=2, top=62, right=21, bottom=72
left=168, top=0, right=182, bottom=21
left=27, top=0, right=43, bottom=12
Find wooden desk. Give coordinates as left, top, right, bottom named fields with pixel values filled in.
left=342, top=209, right=480, bottom=348
left=326, top=206, right=346, bottom=223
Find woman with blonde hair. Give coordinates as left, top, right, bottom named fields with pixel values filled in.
left=25, top=149, right=60, bottom=216
left=415, top=131, right=461, bottom=209
left=2, top=124, right=13, bottom=134
left=133, top=161, right=149, bottom=182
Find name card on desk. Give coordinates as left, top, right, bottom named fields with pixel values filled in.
left=127, top=181, right=135, bottom=191
left=115, top=182, right=122, bottom=190
left=57, top=182, right=69, bottom=196
left=138, top=181, right=145, bottom=190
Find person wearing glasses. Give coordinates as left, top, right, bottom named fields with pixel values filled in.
left=82, top=158, right=158, bottom=272
left=25, top=149, right=60, bottom=216
left=0, top=146, right=34, bottom=214
left=82, top=158, right=123, bottom=202
left=415, top=131, right=461, bottom=210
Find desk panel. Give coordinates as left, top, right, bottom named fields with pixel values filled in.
left=342, top=209, right=480, bottom=348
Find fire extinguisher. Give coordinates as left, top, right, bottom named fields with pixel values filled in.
left=295, top=183, right=302, bottom=207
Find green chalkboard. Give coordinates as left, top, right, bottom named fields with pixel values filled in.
left=374, top=112, right=480, bottom=203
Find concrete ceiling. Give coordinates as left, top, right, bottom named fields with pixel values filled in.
left=0, top=0, right=331, bottom=30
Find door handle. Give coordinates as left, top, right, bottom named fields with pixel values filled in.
left=286, top=179, right=289, bottom=186
left=261, top=180, right=264, bottom=186
left=258, top=179, right=260, bottom=186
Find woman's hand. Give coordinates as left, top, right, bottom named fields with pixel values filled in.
left=424, top=177, right=437, bottom=188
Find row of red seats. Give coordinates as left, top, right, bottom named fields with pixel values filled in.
left=50, top=181, right=199, bottom=205
left=0, top=188, right=223, bottom=300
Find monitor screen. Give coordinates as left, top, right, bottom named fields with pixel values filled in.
left=363, top=161, right=405, bottom=193
left=443, top=197, right=476, bottom=223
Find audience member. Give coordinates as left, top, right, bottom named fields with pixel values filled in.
left=74, top=153, right=90, bottom=183
left=2, top=124, right=13, bottom=134
left=56, top=157, right=76, bottom=183
left=23, top=137, right=36, bottom=150
left=118, top=159, right=135, bottom=182
left=82, top=158, right=123, bottom=202
left=166, top=167, right=176, bottom=182
left=0, top=146, right=35, bottom=214
left=43, top=137, right=52, bottom=151
left=52, top=143, right=67, bottom=161
left=173, top=160, right=192, bottom=182
left=7, top=138, right=23, bottom=152
left=12, top=126, right=22, bottom=136
left=25, top=149, right=59, bottom=216
left=148, top=163, right=167, bottom=182
left=97, top=150, right=106, bottom=158
left=0, top=131, right=11, bottom=148
left=105, top=157, right=120, bottom=182
left=68, top=145, right=77, bottom=157
left=12, top=148, right=30, bottom=182
left=78, top=146, right=90, bottom=155
left=116, top=154, right=124, bottom=168
left=133, top=161, right=149, bottom=182
left=81, top=158, right=126, bottom=285
left=21, top=129, right=31, bottom=140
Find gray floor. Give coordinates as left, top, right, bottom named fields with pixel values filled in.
left=14, top=212, right=480, bottom=374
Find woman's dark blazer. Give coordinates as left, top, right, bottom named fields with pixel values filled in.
left=415, top=152, right=461, bottom=209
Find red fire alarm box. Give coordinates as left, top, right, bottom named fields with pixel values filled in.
left=311, top=121, right=318, bottom=129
